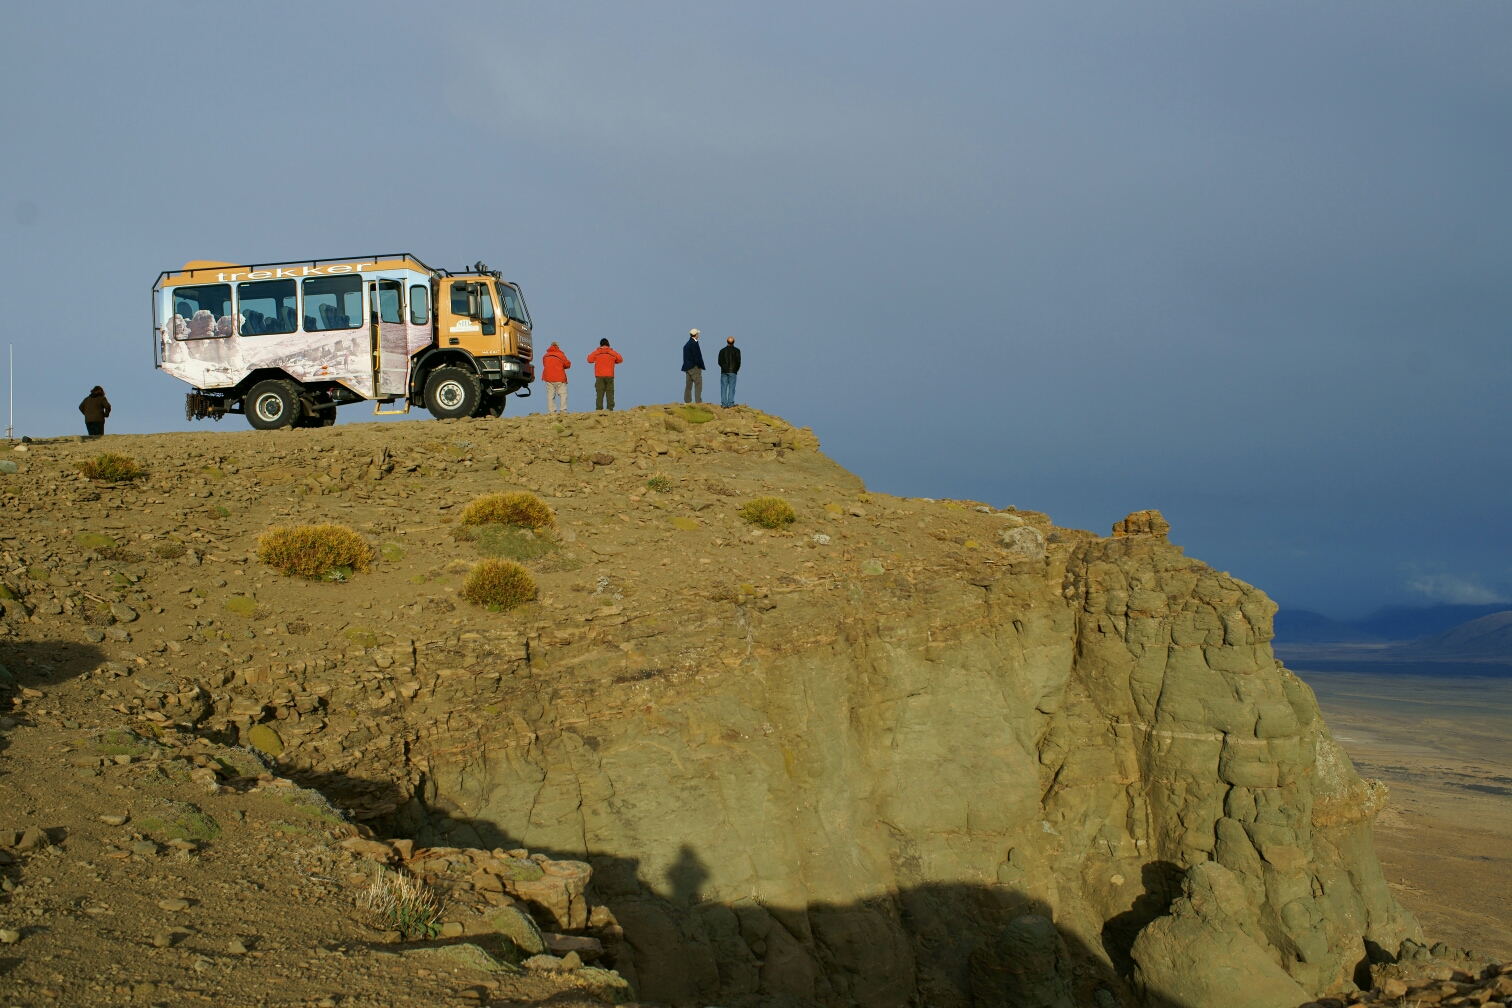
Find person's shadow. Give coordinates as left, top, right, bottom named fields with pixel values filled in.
left=664, top=844, right=709, bottom=906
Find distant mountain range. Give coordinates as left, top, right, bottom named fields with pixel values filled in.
left=1274, top=603, right=1511, bottom=644
left=1274, top=603, right=1512, bottom=674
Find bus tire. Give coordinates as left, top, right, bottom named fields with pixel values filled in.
left=245, top=380, right=300, bottom=430
left=424, top=367, right=481, bottom=420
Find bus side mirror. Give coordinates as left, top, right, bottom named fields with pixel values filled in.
left=468, top=287, right=481, bottom=318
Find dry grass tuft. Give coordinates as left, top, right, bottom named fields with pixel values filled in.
left=256, top=524, right=372, bottom=579
left=461, top=559, right=537, bottom=611
left=77, top=453, right=144, bottom=482
left=360, top=871, right=442, bottom=940
left=740, top=496, right=797, bottom=529
left=459, top=492, right=554, bottom=530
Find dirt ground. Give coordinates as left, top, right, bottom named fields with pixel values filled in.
left=1304, top=671, right=1512, bottom=961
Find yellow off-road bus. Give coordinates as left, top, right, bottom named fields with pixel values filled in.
left=153, top=254, right=534, bottom=428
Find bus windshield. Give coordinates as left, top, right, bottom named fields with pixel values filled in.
left=497, top=283, right=531, bottom=327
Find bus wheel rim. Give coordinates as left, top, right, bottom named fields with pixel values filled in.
left=255, top=394, right=284, bottom=421
left=437, top=381, right=465, bottom=409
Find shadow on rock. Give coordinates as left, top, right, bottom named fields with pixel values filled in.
left=1100, top=860, right=1182, bottom=977
left=0, top=637, right=109, bottom=755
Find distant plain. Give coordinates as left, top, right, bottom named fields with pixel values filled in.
left=1303, top=671, right=1512, bottom=960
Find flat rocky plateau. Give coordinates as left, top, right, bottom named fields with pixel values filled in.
left=0, top=406, right=1503, bottom=1008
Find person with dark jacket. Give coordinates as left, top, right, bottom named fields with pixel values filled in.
left=79, top=386, right=111, bottom=436
left=717, top=336, right=741, bottom=408
left=682, top=329, right=706, bottom=404
left=586, top=338, right=623, bottom=411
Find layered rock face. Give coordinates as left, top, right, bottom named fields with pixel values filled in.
left=395, top=506, right=1419, bottom=1006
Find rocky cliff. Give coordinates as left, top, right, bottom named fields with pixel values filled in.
left=0, top=407, right=1421, bottom=1007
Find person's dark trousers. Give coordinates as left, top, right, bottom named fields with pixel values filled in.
left=684, top=368, right=703, bottom=403
left=86, top=422, right=104, bottom=437
left=720, top=373, right=736, bottom=408
left=595, top=376, right=615, bottom=410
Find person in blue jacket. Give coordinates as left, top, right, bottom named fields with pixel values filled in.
left=682, top=328, right=706, bottom=404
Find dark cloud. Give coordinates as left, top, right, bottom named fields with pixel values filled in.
left=2, top=2, right=1508, bottom=615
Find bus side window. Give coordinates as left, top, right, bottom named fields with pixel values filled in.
left=377, top=280, right=403, bottom=324
left=238, top=279, right=297, bottom=336
left=410, top=284, right=428, bottom=324
left=303, top=276, right=364, bottom=331
left=169, top=284, right=233, bottom=340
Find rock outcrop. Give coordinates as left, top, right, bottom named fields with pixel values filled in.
left=390, top=502, right=1419, bottom=1004
left=0, top=409, right=1422, bottom=1007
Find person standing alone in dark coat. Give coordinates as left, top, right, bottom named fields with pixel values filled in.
left=79, top=386, right=111, bottom=437
left=682, top=329, right=706, bottom=404
left=717, top=336, right=741, bottom=408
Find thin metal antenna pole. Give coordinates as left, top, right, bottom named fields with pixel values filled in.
left=6, top=344, right=11, bottom=441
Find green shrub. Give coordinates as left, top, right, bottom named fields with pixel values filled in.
left=645, top=475, right=674, bottom=493
left=257, top=524, right=372, bottom=579
left=77, top=453, right=145, bottom=482
left=361, top=871, right=442, bottom=940
left=459, top=492, right=554, bottom=529
left=153, top=542, right=187, bottom=559
left=740, top=496, right=797, bottom=529
left=461, top=559, right=537, bottom=611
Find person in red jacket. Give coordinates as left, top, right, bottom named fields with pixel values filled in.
left=541, top=341, right=571, bottom=414
left=586, top=338, right=624, bottom=411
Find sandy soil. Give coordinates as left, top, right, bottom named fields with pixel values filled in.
left=1304, top=671, right=1512, bottom=961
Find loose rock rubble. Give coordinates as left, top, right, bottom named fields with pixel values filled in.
left=1293, top=950, right=1512, bottom=1006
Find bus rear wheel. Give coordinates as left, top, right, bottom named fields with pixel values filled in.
left=245, top=380, right=300, bottom=430
left=424, top=367, right=482, bottom=420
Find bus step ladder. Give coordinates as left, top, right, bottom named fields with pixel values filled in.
left=373, top=398, right=410, bottom=416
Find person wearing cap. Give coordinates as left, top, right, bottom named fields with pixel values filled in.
left=586, top=338, right=623, bottom=411
left=682, top=329, right=706, bottom=404
left=717, top=336, right=741, bottom=408
left=79, top=385, right=111, bottom=437
left=542, top=341, right=571, bottom=414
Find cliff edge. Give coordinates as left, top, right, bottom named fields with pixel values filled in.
left=0, top=406, right=1423, bottom=1007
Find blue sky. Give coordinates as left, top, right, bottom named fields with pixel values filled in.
left=2, top=2, right=1509, bottom=616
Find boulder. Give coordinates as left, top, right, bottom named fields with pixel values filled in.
left=1130, top=863, right=1311, bottom=1008
left=492, top=905, right=546, bottom=960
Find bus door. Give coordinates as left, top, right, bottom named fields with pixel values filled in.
left=369, top=279, right=409, bottom=397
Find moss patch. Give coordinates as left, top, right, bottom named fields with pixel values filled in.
left=669, top=516, right=700, bottom=531
left=223, top=596, right=261, bottom=618
left=74, top=532, right=117, bottom=550
left=380, top=543, right=405, bottom=562
left=343, top=628, right=379, bottom=648
left=136, top=801, right=221, bottom=842
left=93, top=729, right=153, bottom=757
left=469, top=524, right=556, bottom=563
left=246, top=723, right=284, bottom=756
